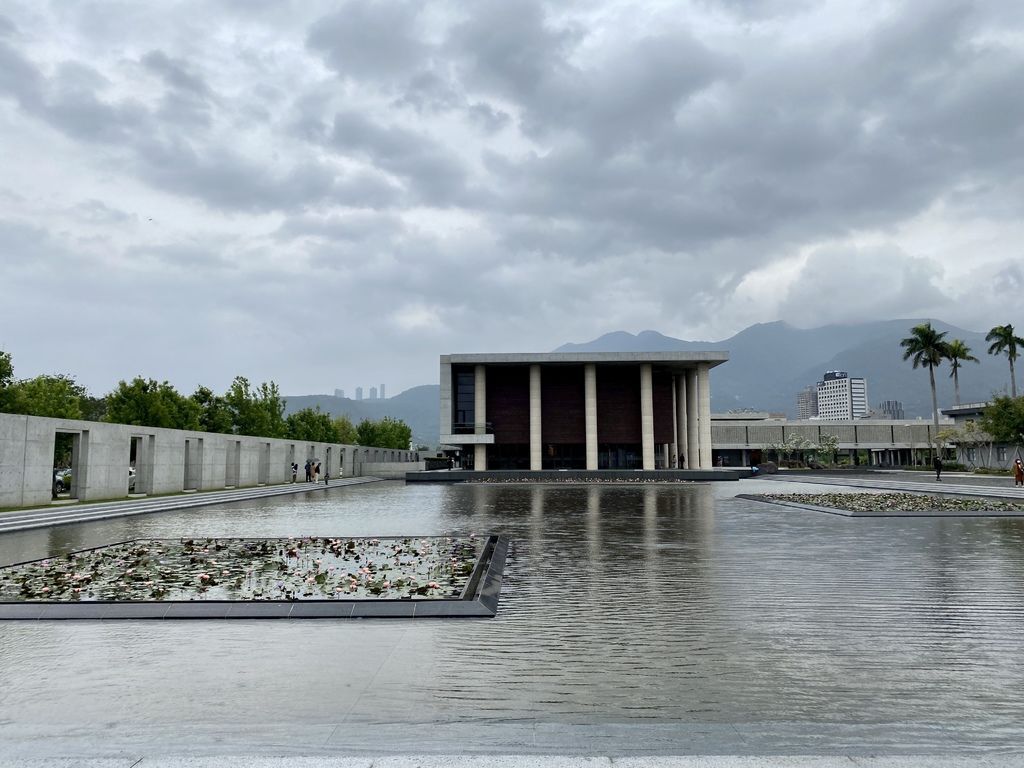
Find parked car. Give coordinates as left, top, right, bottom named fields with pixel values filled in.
left=53, top=469, right=72, bottom=494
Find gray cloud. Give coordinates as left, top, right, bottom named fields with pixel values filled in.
left=0, top=0, right=1022, bottom=398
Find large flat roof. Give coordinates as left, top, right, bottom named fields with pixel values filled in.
left=442, top=351, right=729, bottom=370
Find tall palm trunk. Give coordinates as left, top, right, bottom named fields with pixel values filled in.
left=953, top=367, right=961, bottom=405
left=928, top=363, right=939, bottom=458
left=1011, top=357, right=1018, bottom=398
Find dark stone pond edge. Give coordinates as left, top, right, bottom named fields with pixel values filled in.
left=738, top=493, right=1024, bottom=518
left=0, top=535, right=509, bottom=621
left=407, top=469, right=745, bottom=483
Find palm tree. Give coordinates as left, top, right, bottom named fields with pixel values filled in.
left=945, top=339, right=979, bottom=405
left=900, top=322, right=949, bottom=447
left=986, top=324, right=1024, bottom=398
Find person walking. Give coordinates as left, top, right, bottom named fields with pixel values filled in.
left=933, top=455, right=943, bottom=481
left=291, top=462, right=298, bottom=483
left=304, top=460, right=312, bottom=483
left=313, top=462, right=321, bottom=484
left=1014, top=458, right=1024, bottom=487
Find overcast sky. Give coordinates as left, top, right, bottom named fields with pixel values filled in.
left=1, top=0, right=1022, bottom=398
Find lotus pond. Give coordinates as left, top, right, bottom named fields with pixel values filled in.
left=761, top=492, right=1024, bottom=513
left=0, top=535, right=484, bottom=602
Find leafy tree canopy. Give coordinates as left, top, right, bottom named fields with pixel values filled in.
left=3, top=374, right=86, bottom=419
left=979, top=396, right=1024, bottom=445
left=225, top=377, right=286, bottom=438
left=104, top=377, right=200, bottom=430
left=332, top=414, right=358, bottom=444
left=285, top=407, right=339, bottom=443
left=356, top=416, right=412, bottom=449
left=190, top=385, right=233, bottom=434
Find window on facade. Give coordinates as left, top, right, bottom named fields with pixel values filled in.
left=454, top=371, right=475, bottom=430
left=998, top=447, right=1007, bottom=461
left=966, top=448, right=976, bottom=461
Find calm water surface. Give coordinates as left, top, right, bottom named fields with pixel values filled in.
left=1, top=479, right=1023, bottom=756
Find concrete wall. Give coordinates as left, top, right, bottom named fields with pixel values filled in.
left=0, top=413, right=418, bottom=509
left=363, top=461, right=426, bottom=479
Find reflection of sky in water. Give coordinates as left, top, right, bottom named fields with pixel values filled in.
left=1, top=480, right=1023, bottom=755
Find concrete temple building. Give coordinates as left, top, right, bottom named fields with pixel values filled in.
left=439, top=352, right=728, bottom=471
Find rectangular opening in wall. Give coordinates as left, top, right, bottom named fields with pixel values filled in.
left=325, top=447, right=332, bottom=480
left=226, top=441, right=241, bottom=488
left=259, top=442, right=271, bottom=485
left=287, top=444, right=296, bottom=482
left=184, top=438, right=203, bottom=491
left=128, top=436, right=141, bottom=495
left=52, top=431, right=79, bottom=500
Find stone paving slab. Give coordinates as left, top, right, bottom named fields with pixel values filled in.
left=1, top=756, right=1022, bottom=767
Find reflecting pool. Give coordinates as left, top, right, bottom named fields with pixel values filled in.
left=1, top=479, right=1023, bottom=757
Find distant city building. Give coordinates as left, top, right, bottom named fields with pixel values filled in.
left=877, top=399, right=904, bottom=420
left=369, top=387, right=378, bottom=400
left=796, top=385, right=818, bottom=419
left=380, top=384, right=386, bottom=400
left=355, top=387, right=363, bottom=401
left=815, top=371, right=868, bottom=420
left=334, top=388, right=345, bottom=399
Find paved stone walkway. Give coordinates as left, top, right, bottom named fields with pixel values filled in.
left=0, top=477, right=383, bottom=534
left=0, top=755, right=1020, bottom=767
left=762, top=472, right=1024, bottom=500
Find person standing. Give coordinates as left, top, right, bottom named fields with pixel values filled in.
left=304, top=460, right=312, bottom=483
left=314, top=462, right=321, bottom=484
left=291, top=462, right=298, bottom=483
left=323, top=469, right=329, bottom=487
left=933, top=455, right=943, bottom=481
left=1014, top=458, right=1024, bottom=487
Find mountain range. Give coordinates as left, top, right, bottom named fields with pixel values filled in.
left=284, top=319, right=1016, bottom=445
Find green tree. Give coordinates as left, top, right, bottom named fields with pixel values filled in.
left=986, top=324, right=1024, bottom=398
left=224, top=377, right=286, bottom=437
left=332, top=414, right=358, bottom=444
left=945, top=339, right=979, bottom=405
left=4, top=374, right=86, bottom=419
left=356, top=416, right=412, bottom=449
left=815, top=433, right=839, bottom=465
left=104, top=377, right=200, bottom=429
left=190, top=386, right=233, bottom=434
left=80, top=394, right=108, bottom=422
left=0, top=350, right=12, bottom=388
left=978, top=395, right=1024, bottom=445
left=0, top=350, right=15, bottom=411
left=285, top=407, right=340, bottom=442
left=355, top=418, right=379, bottom=447
left=900, top=322, right=949, bottom=449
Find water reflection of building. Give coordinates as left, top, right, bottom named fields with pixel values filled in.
left=439, top=352, right=729, bottom=471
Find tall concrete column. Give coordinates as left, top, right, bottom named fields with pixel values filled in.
left=529, top=364, right=542, bottom=471
left=640, top=364, right=655, bottom=470
left=686, top=369, right=699, bottom=470
left=585, top=363, right=598, bottom=470
left=698, top=363, right=713, bottom=469
left=474, top=364, right=487, bottom=471
left=676, top=374, right=688, bottom=470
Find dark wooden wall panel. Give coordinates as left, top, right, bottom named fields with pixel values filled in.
left=487, top=366, right=530, bottom=444
left=653, top=369, right=675, bottom=444
left=541, top=365, right=585, bottom=443
left=596, top=366, right=641, bottom=443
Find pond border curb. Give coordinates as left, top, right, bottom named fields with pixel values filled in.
left=0, top=535, right=509, bottom=621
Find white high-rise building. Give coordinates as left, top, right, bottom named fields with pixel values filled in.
left=816, top=371, right=868, bottom=419
left=355, top=387, right=363, bottom=401
left=334, top=388, right=345, bottom=399
left=380, top=384, right=386, bottom=400
left=369, top=387, right=378, bottom=400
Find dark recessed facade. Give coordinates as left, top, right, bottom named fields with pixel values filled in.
left=440, top=352, right=729, bottom=471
